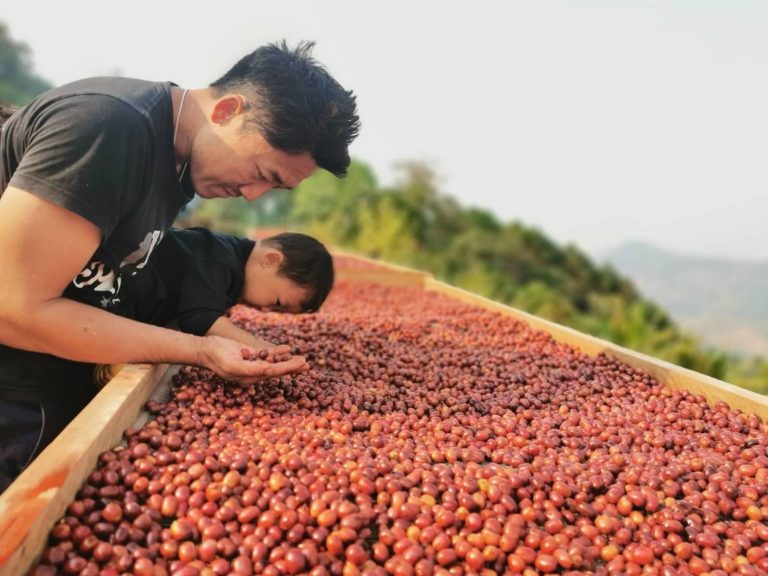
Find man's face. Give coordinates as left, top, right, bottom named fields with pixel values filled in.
left=189, top=100, right=317, bottom=201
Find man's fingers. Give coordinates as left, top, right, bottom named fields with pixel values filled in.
left=262, top=356, right=308, bottom=377
left=234, top=375, right=266, bottom=386
left=235, top=356, right=307, bottom=377
left=230, top=360, right=307, bottom=385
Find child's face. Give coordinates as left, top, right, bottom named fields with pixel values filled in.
left=243, top=251, right=311, bottom=313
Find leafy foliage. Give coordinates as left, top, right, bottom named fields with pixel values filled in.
left=0, top=22, right=52, bottom=106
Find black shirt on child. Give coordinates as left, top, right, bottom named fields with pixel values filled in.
left=116, top=227, right=255, bottom=336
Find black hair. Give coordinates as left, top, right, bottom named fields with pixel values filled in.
left=211, top=40, right=360, bottom=177
left=262, top=233, right=334, bottom=312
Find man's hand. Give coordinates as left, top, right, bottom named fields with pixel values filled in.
left=207, top=317, right=295, bottom=356
left=195, top=335, right=309, bottom=385
left=266, top=343, right=293, bottom=356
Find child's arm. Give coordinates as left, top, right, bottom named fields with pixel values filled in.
left=206, top=316, right=278, bottom=351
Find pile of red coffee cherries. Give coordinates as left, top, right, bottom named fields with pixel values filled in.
left=31, top=281, right=768, bottom=575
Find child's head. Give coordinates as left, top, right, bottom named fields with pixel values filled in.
left=242, top=233, right=334, bottom=313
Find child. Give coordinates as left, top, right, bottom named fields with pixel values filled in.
left=95, top=227, right=333, bottom=384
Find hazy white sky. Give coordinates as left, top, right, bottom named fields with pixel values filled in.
left=5, top=1, right=768, bottom=261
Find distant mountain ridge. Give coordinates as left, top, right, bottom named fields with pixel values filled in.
left=604, top=242, right=768, bottom=357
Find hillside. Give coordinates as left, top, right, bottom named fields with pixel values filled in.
left=604, top=242, right=768, bottom=357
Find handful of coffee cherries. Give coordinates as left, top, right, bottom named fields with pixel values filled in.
left=240, top=347, right=294, bottom=363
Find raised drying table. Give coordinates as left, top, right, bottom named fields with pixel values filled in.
left=1, top=252, right=766, bottom=575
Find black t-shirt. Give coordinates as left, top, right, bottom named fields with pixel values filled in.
left=0, top=78, right=194, bottom=400
left=0, top=77, right=194, bottom=311
left=117, top=227, right=255, bottom=336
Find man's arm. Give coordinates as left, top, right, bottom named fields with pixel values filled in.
left=0, top=188, right=306, bottom=383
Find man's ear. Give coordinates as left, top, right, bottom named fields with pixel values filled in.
left=211, top=95, right=246, bottom=124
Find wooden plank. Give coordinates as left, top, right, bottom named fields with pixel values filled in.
left=335, top=268, right=431, bottom=287
left=333, top=251, right=432, bottom=288
left=0, top=363, right=173, bottom=576
left=426, top=278, right=768, bottom=420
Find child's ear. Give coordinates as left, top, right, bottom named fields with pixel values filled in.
left=261, top=250, right=284, bottom=268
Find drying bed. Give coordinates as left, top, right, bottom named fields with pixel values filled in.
left=21, top=279, right=768, bottom=576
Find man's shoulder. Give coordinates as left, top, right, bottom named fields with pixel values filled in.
left=51, top=77, right=168, bottom=98
left=37, top=77, right=171, bottom=123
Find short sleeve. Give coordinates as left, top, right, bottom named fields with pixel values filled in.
left=9, top=95, right=153, bottom=238
left=176, top=258, right=236, bottom=336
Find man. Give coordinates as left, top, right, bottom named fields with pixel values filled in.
left=0, top=41, right=359, bottom=490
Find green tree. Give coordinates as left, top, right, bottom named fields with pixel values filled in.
left=352, top=194, right=419, bottom=261
left=0, top=22, right=52, bottom=105
left=291, top=162, right=378, bottom=245
left=512, top=281, right=577, bottom=324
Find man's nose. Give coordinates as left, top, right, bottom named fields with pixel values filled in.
left=240, top=182, right=274, bottom=201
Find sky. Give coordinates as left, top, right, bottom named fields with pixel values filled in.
left=4, top=1, right=768, bottom=262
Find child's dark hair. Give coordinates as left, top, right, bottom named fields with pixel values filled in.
left=262, top=233, right=334, bottom=312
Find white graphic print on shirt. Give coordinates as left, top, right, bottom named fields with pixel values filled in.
left=72, top=230, right=163, bottom=308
